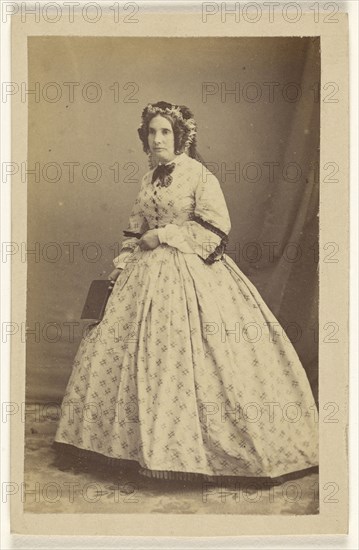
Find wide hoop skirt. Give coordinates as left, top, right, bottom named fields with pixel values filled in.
left=55, top=244, right=319, bottom=480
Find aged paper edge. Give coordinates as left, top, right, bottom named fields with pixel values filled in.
left=10, top=9, right=349, bottom=537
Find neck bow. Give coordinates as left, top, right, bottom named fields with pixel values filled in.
left=151, top=162, right=176, bottom=187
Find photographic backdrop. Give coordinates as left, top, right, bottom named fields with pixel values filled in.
left=26, top=36, right=320, bottom=404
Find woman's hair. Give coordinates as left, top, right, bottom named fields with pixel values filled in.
left=138, top=101, right=202, bottom=164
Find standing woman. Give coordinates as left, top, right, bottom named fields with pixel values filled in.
left=54, top=101, right=318, bottom=482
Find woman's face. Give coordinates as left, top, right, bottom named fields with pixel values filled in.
left=148, top=115, right=176, bottom=164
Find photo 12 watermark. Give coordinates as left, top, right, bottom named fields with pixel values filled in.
left=4, top=1, right=350, bottom=539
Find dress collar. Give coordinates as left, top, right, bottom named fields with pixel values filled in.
left=159, top=152, right=187, bottom=166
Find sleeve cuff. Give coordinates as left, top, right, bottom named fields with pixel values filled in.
left=113, top=257, right=126, bottom=269
left=157, top=226, right=168, bottom=244
left=113, top=247, right=137, bottom=269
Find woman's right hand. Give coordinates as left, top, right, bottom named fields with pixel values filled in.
left=108, top=268, right=123, bottom=282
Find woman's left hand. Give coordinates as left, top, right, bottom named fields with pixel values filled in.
left=138, top=229, right=160, bottom=250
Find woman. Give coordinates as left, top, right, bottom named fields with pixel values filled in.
left=54, top=101, right=318, bottom=483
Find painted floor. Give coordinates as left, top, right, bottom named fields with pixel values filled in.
left=23, top=413, right=319, bottom=515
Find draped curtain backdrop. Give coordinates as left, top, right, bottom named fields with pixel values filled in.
left=26, top=37, right=320, bottom=405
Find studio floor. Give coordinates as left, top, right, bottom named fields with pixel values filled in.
left=23, top=412, right=319, bottom=515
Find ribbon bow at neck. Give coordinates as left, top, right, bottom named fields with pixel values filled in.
left=151, top=162, right=176, bottom=187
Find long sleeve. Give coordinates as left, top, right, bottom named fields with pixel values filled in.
left=113, top=185, right=149, bottom=270
left=157, top=170, right=231, bottom=264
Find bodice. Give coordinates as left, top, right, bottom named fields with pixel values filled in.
left=139, top=154, right=204, bottom=231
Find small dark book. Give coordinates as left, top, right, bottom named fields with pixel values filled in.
left=80, top=279, right=115, bottom=322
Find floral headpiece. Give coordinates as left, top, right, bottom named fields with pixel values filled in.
left=145, top=102, right=197, bottom=151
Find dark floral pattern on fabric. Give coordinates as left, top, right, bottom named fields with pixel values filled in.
left=55, top=153, right=319, bottom=479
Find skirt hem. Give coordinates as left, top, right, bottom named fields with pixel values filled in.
left=52, top=441, right=318, bottom=483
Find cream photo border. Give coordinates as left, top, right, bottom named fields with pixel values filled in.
left=9, top=5, right=349, bottom=537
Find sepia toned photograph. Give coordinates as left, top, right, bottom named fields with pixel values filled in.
left=7, top=4, right=350, bottom=539
left=24, top=34, right=321, bottom=515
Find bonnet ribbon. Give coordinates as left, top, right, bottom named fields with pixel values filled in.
left=151, top=162, right=176, bottom=187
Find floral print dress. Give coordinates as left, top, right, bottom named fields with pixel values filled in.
left=55, top=152, right=319, bottom=481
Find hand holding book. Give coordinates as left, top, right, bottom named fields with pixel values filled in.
left=80, top=268, right=122, bottom=323
left=108, top=267, right=123, bottom=282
